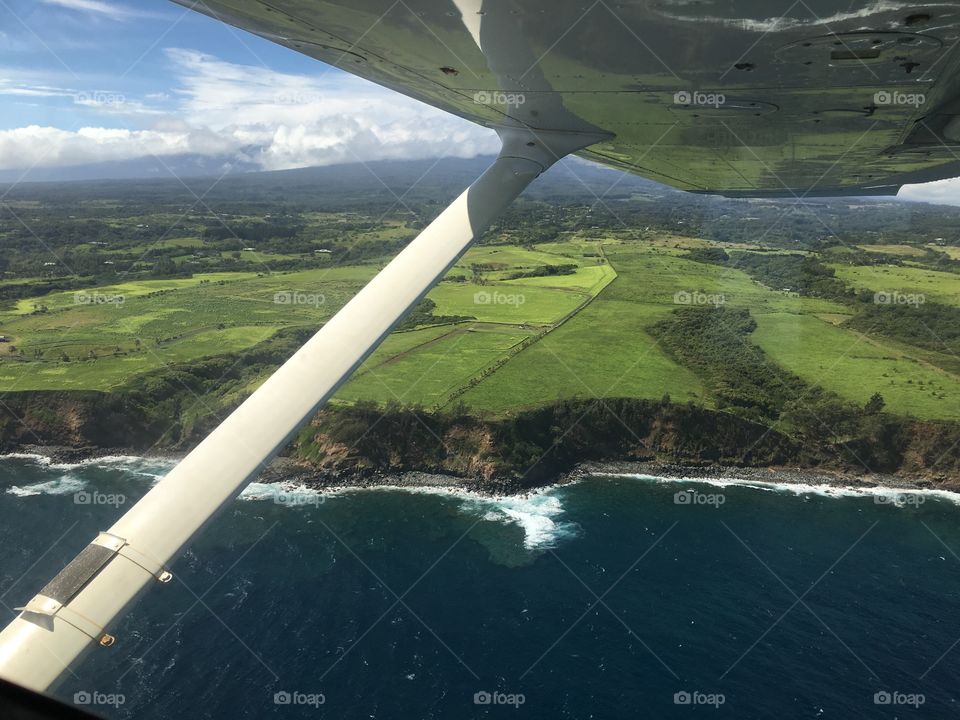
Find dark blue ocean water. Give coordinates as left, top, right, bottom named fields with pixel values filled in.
left=1, top=455, right=959, bottom=719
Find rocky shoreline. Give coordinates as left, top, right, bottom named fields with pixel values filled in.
left=11, top=445, right=960, bottom=497
left=574, top=460, right=960, bottom=492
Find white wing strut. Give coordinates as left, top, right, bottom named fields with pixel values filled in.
left=0, top=127, right=605, bottom=692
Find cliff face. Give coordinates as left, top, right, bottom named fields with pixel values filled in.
left=292, top=400, right=960, bottom=486
left=1, top=390, right=958, bottom=485
left=0, top=391, right=156, bottom=451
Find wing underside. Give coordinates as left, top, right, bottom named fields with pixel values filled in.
left=173, top=0, right=960, bottom=197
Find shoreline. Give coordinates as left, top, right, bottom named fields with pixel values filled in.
left=6, top=445, right=960, bottom=498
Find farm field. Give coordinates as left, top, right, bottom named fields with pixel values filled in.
left=3, top=219, right=960, bottom=424
left=0, top=241, right=613, bottom=395
left=752, top=313, right=960, bottom=421
left=930, top=244, right=960, bottom=260
left=856, top=244, right=928, bottom=257
left=0, top=269, right=371, bottom=390
left=830, top=264, right=960, bottom=306
left=454, top=242, right=960, bottom=421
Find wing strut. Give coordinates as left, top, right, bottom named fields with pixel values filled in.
left=0, top=126, right=606, bottom=692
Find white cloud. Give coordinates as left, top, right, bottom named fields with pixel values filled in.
left=37, top=0, right=151, bottom=21
left=11, top=45, right=955, bottom=203
left=0, top=125, right=243, bottom=169
left=0, top=48, right=497, bottom=174
left=0, top=79, right=167, bottom=117
left=899, top=178, right=960, bottom=207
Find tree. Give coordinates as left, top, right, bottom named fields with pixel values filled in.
left=152, top=256, right=177, bottom=276
left=865, top=392, right=886, bottom=415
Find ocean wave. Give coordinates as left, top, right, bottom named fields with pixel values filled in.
left=1, top=452, right=176, bottom=480
left=239, top=481, right=327, bottom=507
left=602, top=473, right=960, bottom=506
left=310, top=484, right=578, bottom=550
left=1, top=452, right=52, bottom=466
left=462, top=492, right=579, bottom=550
left=7, top=475, right=86, bottom=497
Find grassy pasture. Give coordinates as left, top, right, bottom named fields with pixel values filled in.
left=753, top=312, right=960, bottom=420
left=3, top=230, right=960, bottom=424
left=856, top=244, right=927, bottom=257
left=830, top=264, right=960, bottom=306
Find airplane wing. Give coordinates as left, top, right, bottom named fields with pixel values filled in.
left=172, top=0, right=960, bottom=197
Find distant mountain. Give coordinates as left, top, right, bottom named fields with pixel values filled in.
left=0, top=153, right=262, bottom=184
left=0, top=154, right=953, bottom=214
left=0, top=154, right=672, bottom=205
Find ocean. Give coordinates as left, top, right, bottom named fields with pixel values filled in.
left=1, top=454, right=958, bottom=718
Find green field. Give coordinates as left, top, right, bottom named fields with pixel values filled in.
left=831, top=264, right=960, bottom=306
left=0, top=268, right=373, bottom=390
left=753, top=313, right=960, bottom=420
left=336, top=324, right=535, bottom=407
left=856, top=244, right=927, bottom=257
left=336, top=242, right=618, bottom=409
left=929, top=244, right=960, bottom=260
left=4, top=230, right=960, bottom=424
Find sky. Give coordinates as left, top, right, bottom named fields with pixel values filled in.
left=0, top=0, right=498, bottom=178
left=0, top=0, right=957, bottom=205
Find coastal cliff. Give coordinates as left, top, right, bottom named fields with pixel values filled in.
left=2, top=390, right=959, bottom=492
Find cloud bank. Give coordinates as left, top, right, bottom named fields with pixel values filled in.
left=1, top=46, right=959, bottom=205
left=0, top=48, right=498, bottom=177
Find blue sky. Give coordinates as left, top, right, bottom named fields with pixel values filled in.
left=0, top=0, right=496, bottom=176
left=0, top=0, right=319, bottom=127
left=0, top=0, right=957, bottom=204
